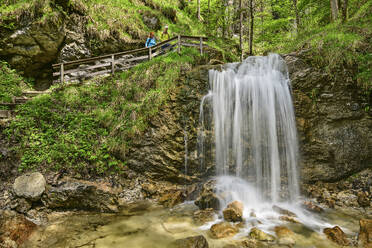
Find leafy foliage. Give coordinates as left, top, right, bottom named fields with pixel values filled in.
left=0, top=61, right=24, bottom=109
left=4, top=48, right=199, bottom=174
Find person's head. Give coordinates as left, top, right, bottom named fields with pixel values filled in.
left=149, top=32, right=154, bottom=38
left=163, top=25, right=168, bottom=33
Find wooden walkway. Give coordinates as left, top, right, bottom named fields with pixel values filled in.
left=52, top=35, right=208, bottom=84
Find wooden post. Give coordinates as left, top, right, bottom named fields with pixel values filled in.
left=200, top=37, right=203, bottom=55
left=177, top=34, right=181, bottom=54
left=60, top=63, right=64, bottom=84
left=111, top=55, right=115, bottom=75
left=149, top=46, right=152, bottom=60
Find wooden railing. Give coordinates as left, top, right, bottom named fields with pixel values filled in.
left=52, top=35, right=208, bottom=84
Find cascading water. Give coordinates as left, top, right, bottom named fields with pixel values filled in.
left=198, top=54, right=330, bottom=232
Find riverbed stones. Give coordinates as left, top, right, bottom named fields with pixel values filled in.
left=169, top=235, right=209, bottom=248
left=358, top=219, right=372, bottom=247
left=272, top=205, right=297, bottom=217
left=41, top=178, right=119, bottom=213
left=323, top=226, right=350, bottom=246
left=158, top=190, right=185, bottom=208
left=13, top=172, right=46, bottom=201
left=193, top=208, right=216, bottom=225
left=210, top=222, right=238, bottom=239
left=275, top=226, right=295, bottom=247
left=302, top=201, right=323, bottom=213
left=279, top=215, right=300, bottom=224
left=357, top=191, right=371, bottom=208
left=249, top=227, right=275, bottom=242
left=0, top=210, right=37, bottom=247
left=223, top=201, right=243, bottom=222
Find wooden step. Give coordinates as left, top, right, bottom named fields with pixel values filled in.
left=0, top=110, right=11, bottom=119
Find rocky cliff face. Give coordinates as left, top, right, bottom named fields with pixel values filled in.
left=284, top=52, right=371, bottom=184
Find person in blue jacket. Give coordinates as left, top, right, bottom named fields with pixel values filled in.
left=145, top=32, right=156, bottom=48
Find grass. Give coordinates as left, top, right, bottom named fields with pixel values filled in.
left=0, top=61, right=31, bottom=110
left=4, top=48, right=201, bottom=175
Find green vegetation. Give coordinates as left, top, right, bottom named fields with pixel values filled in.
left=4, top=48, right=200, bottom=174
left=0, top=61, right=26, bottom=109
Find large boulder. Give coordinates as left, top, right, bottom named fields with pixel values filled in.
left=210, top=222, right=238, bottom=239
left=41, top=178, right=119, bottom=213
left=13, top=172, right=46, bottom=201
left=169, top=235, right=209, bottom=248
left=358, top=219, right=372, bottom=247
left=323, top=226, right=350, bottom=246
left=195, top=180, right=220, bottom=210
left=223, top=201, right=243, bottom=222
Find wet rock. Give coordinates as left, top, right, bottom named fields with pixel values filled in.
left=195, top=180, right=220, bottom=210
left=279, top=215, right=300, bottom=224
left=193, top=208, right=216, bottom=225
left=41, top=178, right=119, bottom=213
left=284, top=54, right=372, bottom=184
left=223, top=201, right=243, bottom=222
left=275, top=226, right=295, bottom=247
left=357, top=191, right=371, bottom=208
left=158, top=190, right=185, bottom=208
left=302, top=201, right=323, bottom=213
left=358, top=219, right=372, bottom=247
left=13, top=172, right=46, bottom=201
left=210, top=222, right=238, bottom=239
left=0, top=210, right=37, bottom=247
left=169, top=235, right=209, bottom=248
left=323, top=226, right=350, bottom=246
left=249, top=227, right=275, bottom=242
left=272, top=205, right=297, bottom=217
left=10, top=198, right=32, bottom=214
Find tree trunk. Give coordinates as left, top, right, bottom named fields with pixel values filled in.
left=239, top=0, right=243, bottom=61
left=249, top=0, right=254, bottom=55
left=330, top=0, right=338, bottom=21
left=342, top=0, right=348, bottom=23
left=292, top=0, right=300, bottom=31
left=197, top=0, right=201, bottom=20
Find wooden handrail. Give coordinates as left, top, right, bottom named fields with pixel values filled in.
left=52, top=35, right=208, bottom=84
left=52, top=36, right=206, bottom=68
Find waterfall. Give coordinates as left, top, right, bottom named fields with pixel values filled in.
left=199, top=54, right=301, bottom=213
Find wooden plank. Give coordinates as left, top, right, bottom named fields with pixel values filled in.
left=200, top=37, right=203, bottom=55
left=60, top=63, right=64, bottom=84
left=84, top=69, right=112, bottom=78
left=119, top=55, right=148, bottom=63
left=0, top=110, right=10, bottom=118
left=178, top=35, right=182, bottom=52
left=181, top=35, right=208, bottom=41
left=149, top=46, right=152, bottom=60
left=180, top=42, right=200, bottom=47
left=53, top=62, right=111, bottom=76
left=111, top=55, right=115, bottom=75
